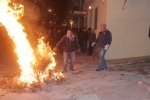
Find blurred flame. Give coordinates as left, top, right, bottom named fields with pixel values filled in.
left=0, top=0, right=63, bottom=86
left=53, top=72, right=64, bottom=80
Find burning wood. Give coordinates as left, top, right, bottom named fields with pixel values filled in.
left=0, top=72, right=64, bottom=93
left=0, top=0, right=64, bottom=88
left=51, top=72, right=64, bottom=82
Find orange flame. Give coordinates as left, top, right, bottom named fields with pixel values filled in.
left=0, top=0, right=62, bottom=86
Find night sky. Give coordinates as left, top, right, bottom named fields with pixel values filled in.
left=38, top=0, right=68, bottom=26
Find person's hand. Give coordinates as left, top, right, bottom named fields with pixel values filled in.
left=53, top=47, right=57, bottom=52
left=78, top=48, right=81, bottom=53
left=91, top=42, right=96, bottom=47
left=104, top=44, right=109, bottom=50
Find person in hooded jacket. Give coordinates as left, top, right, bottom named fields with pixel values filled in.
left=53, top=29, right=80, bottom=73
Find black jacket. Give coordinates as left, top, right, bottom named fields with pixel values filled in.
left=82, top=31, right=88, bottom=41
left=95, top=29, right=112, bottom=48
left=89, top=33, right=96, bottom=43
left=56, top=35, right=80, bottom=53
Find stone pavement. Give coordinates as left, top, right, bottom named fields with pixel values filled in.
left=76, top=94, right=100, bottom=100
left=0, top=54, right=150, bottom=100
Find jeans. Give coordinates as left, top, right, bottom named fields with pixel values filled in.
left=98, top=47, right=107, bottom=70
left=63, top=51, right=75, bottom=71
left=82, top=41, right=87, bottom=53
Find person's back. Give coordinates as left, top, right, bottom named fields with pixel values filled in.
left=88, top=29, right=96, bottom=55
left=82, top=30, right=88, bottom=41
left=89, top=31, right=96, bottom=43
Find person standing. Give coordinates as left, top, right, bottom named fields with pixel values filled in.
left=47, top=28, right=55, bottom=48
left=56, top=29, right=64, bottom=43
left=91, top=23, right=112, bottom=71
left=56, top=29, right=64, bottom=54
left=82, top=28, right=88, bottom=53
left=77, top=28, right=83, bottom=50
left=53, top=30, right=80, bottom=72
left=88, top=29, right=96, bottom=56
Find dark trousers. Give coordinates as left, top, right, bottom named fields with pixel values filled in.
left=82, top=41, right=87, bottom=53
left=79, top=40, right=82, bottom=51
left=88, top=42, right=94, bottom=55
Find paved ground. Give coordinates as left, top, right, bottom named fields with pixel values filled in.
left=0, top=53, right=150, bottom=100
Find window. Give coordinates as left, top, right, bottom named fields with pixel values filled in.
left=94, top=7, right=98, bottom=30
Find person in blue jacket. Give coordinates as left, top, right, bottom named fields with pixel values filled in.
left=91, top=23, right=112, bottom=71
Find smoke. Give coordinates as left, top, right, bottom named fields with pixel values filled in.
left=11, top=0, right=49, bottom=49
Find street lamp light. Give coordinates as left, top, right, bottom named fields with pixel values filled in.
left=48, top=9, right=52, bottom=12
left=43, top=22, right=45, bottom=27
left=69, top=20, right=73, bottom=29
left=89, top=6, right=92, bottom=9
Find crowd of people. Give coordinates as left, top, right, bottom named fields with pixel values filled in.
left=47, top=27, right=96, bottom=55
left=47, top=23, right=112, bottom=73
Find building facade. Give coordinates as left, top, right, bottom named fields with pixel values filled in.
left=84, top=0, right=150, bottom=60
left=63, top=0, right=86, bottom=29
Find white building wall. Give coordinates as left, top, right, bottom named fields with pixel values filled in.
left=86, top=0, right=107, bottom=37
left=106, top=0, right=150, bottom=60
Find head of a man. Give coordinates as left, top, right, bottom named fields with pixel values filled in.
left=91, top=29, right=94, bottom=34
left=58, top=29, right=61, bottom=33
left=67, top=30, right=72, bottom=37
left=100, top=23, right=106, bottom=32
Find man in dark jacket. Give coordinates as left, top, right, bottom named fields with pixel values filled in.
left=91, top=23, right=112, bottom=71
left=77, top=28, right=83, bottom=50
left=88, top=29, right=96, bottom=55
left=54, top=30, right=80, bottom=72
left=81, top=28, right=88, bottom=53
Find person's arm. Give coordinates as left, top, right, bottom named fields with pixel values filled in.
left=104, top=32, right=112, bottom=50
left=56, top=36, right=66, bottom=48
left=74, top=37, right=80, bottom=49
left=95, top=33, right=100, bottom=43
left=106, top=32, right=112, bottom=45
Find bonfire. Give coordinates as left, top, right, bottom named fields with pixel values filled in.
left=0, top=0, right=64, bottom=91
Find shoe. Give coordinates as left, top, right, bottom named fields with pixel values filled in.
left=95, top=69, right=101, bottom=71
left=70, top=69, right=75, bottom=71
left=62, top=70, right=67, bottom=73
